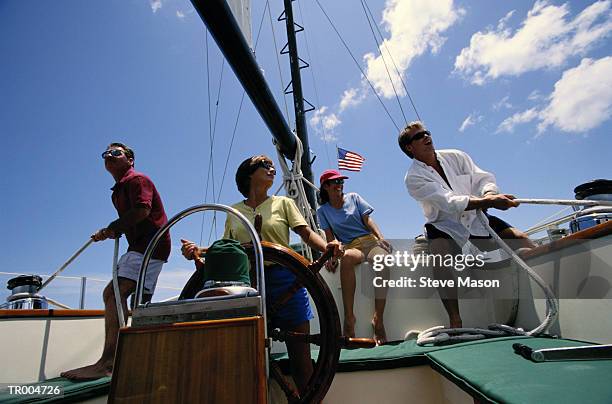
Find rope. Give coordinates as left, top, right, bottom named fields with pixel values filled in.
left=313, top=0, right=400, bottom=132
left=414, top=204, right=566, bottom=346
left=38, top=238, right=94, bottom=292
left=476, top=210, right=558, bottom=336
left=46, top=298, right=72, bottom=310
left=274, top=133, right=321, bottom=261
left=359, top=0, right=407, bottom=124
left=514, top=198, right=612, bottom=207
left=361, top=0, right=422, bottom=122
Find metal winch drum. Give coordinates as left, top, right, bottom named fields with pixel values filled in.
left=4, top=275, right=48, bottom=310
left=570, top=179, right=612, bottom=233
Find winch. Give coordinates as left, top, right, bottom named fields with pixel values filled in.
left=4, top=275, right=48, bottom=310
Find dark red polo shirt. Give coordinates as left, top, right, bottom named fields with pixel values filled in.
left=110, top=168, right=171, bottom=261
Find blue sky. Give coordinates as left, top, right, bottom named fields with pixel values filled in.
left=1, top=0, right=610, bottom=306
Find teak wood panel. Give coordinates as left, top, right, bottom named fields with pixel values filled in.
left=109, top=316, right=267, bottom=404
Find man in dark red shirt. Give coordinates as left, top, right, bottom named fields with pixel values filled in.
left=61, top=142, right=171, bottom=380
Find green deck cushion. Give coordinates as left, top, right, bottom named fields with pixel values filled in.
left=271, top=339, right=454, bottom=373
left=0, top=377, right=110, bottom=403
left=426, top=336, right=612, bottom=404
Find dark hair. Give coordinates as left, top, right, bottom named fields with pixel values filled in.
left=108, top=142, right=135, bottom=166
left=397, top=121, right=425, bottom=159
left=318, top=187, right=330, bottom=204
left=235, top=155, right=273, bottom=198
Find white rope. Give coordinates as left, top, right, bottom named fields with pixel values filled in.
left=414, top=206, right=561, bottom=346
left=46, top=297, right=73, bottom=310
left=38, top=238, right=94, bottom=292
left=274, top=134, right=321, bottom=261
left=514, top=198, right=612, bottom=207
left=476, top=210, right=558, bottom=336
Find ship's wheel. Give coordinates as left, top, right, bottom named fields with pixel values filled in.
left=179, top=240, right=375, bottom=403
left=245, top=241, right=341, bottom=403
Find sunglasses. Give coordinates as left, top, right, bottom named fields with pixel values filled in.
left=408, top=130, right=431, bottom=144
left=253, top=160, right=275, bottom=171
left=326, top=179, right=344, bottom=185
left=101, top=149, right=124, bottom=159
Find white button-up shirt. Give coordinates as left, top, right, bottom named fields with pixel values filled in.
left=405, top=149, right=499, bottom=249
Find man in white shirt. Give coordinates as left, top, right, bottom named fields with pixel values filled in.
left=398, top=121, right=534, bottom=328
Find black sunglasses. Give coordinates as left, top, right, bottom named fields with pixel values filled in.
left=408, top=130, right=431, bottom=144
left=101, top=149, right=124, bottom=159
left=326, top=179, right=344, bottom=185
left=253, top=160, right=275, bottom=171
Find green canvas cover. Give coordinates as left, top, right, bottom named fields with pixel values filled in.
left=427, top=336, right=612, bottom=404
left=203, top=238, right=250, bottom=285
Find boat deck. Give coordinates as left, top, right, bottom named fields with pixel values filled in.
left=4, top=336, right=608, bottom=403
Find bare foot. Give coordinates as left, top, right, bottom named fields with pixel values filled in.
left=372, top=318, right=387, bottom=345
left=343, top=314, right=356, bottom=338
left=60, top=361, right=112, bottom=380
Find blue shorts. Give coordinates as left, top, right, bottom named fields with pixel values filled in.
left=265, top=264, right=313, bottom=329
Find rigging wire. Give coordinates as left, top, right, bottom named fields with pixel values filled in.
left=205, top=0, right=272, bottom=243
left=295, top=0, right=333, bottom=168
left=361, top=0, right=422, bottom=122
left=267, top=0, right=292, bottom=126
left=313, top=0, right=400, bottom=132
left=199, top=30, right=214, bottom=245
left=205, top=59, right=226, bottom=242
left=359, top=0, right=407, bottom=125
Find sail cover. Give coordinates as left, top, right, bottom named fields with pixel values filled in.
left=227, top=0, right=252, bottom=48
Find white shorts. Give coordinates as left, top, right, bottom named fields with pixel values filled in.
left=117, top=251, right=164, bottom=294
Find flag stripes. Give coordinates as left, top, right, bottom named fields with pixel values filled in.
left=337, top=147, right=365, bottom=172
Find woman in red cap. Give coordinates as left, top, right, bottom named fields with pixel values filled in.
left=317, top=169, right=391, bottom=345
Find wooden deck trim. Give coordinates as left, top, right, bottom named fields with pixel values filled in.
left=123, top=316, right=262, bottom=334
left=522, top=220, right=612, bottom=260
left=0, top=309, right=106, bottom=319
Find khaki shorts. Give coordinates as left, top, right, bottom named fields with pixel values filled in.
left=117, top=251, right=164, bottom=293
left=345, top=234, right=388, bottom=263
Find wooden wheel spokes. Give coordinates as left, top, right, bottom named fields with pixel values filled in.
left=341, top=336, right=377, bottom=349
left=266, top=247, right=335, bottom=318
left=307, top=247, right=334, bottom=273
left=271, top=329, right=322, bottom=346
left=270, top=360, right=300, bottom=403
left=244, top=241, right=342, bottom=404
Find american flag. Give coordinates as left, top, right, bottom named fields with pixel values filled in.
left=337, top=147, right=365, bottom=172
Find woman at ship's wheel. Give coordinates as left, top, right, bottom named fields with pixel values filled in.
left=181, top=154, right=343, bottom=400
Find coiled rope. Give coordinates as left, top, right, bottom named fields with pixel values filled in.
left=274, top=133, right=321, bottom=261
left=413, top=198, right=610, bottom=346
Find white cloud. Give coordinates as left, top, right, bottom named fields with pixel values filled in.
left=455, top=0, right=612, bottom=84
left=527, top=90, right=543, bottom=101
left=314, top=0, right=463, bottom=140
left=176, top=10, right=185, bottom=19
left=496, top=56, right=612, bottom=134
left=493, top=95, right=513, bottom=111
left=538, top=56, right=612, bottom=132
left=339, top=87, right=367, bottom=112
left=309, top=107, right=341, bottom=142
left=150, top=0, right=162, bottom=13
left=458, top=113, right=483, bottom=132
left=497, top=108, right=539, bottom=133
left=364, top=0, right=464, bottom=98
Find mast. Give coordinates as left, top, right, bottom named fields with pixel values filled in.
left=281, top=0, right=318, bottom=213
left=190, top=0, right=297, bottom=160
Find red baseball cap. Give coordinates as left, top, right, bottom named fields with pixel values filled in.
left=320, top=169, right=348, bottom=185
